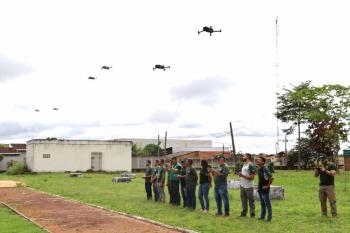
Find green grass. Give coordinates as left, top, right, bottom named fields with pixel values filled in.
left=0, top=205, right=46, bottom=233
left=1, top=171, right=350, bottom=233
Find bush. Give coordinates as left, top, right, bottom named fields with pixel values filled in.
left=7, top=161, right=28, bottom=175
left=267, top=162, right=275, bottom=173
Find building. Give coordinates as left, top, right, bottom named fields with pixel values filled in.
left=0, top=144, right=27, bottom=171
left=121, top=138, right=212, bottom=153
left=26, top=139, right=132, bottom=172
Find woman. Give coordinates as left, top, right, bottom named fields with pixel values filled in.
left=198, top=160, right=212, bottom=212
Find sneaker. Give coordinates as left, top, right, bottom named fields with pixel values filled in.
left=203, top=209, right=208, bottom=213
left=224, top=213, right=230, bottom=217
left=266, top=219, right=272, bottom=223
left=250, top=214, right=255, bottom=218
left=215, top=212, right=223, bottom=216
left=258, top=217, right=265, bottom=221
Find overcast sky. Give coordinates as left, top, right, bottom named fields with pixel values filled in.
left=1, top=0, right=349, bottom=153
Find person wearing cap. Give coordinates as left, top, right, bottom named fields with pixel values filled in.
left=166, top=157, right=182, bottom=206
left=142, top=160, right=153, bottom=200
left=151, top=160, right=159, bottom=202
left=179, top=159, right=187, bottom=208
left=209, top=155, right=230, bottom=216
left=238, top=153, right=256, bottom=218
left=315, top=155, right=337, bottom=217
left=156, top=159, right=166, bottom=203
left=256, top=156, right=273, bottom=222
left=185, top=159, right=198, bottom=210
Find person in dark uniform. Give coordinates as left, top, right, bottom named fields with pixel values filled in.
left=256, top=156, right=273, bottom=222
left=209, top=155, right=230, bottom=216
left=185, top=159, right=198, bottom=210
left=198, top=160, right=212, bottom=213
left=315, top=154, right=337, bottom=217
left=179, top=159, right=187, bottom=207
left=151, top=160, right=159, bottom=202
left=166, top=157, right=182, bottom=206
left=142, top=160, right=153, bottom=200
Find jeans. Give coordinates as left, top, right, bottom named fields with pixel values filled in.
left=199, top=183, right=210, bottom=211
left=258, top=190, right=272, bottom=221
left=180, top=182, right=187, bottom=207
left=145, top=182, right=152, bottom=200
left=157, top=182, right=165, bottom=203
left=169, top=181, right=180, bottom=206
left=186, top=185, right=197, bottom=210
left=153, top=182, right=159, bottom=202
left=240, top=187, right=255, bottom=216
left=214, top=185, right=230, bottom=215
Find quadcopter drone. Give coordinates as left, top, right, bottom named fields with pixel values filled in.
left=88, top=76, right=97, bottom=80
left=53, top=108, right=59, bottom=111
left=101, top=66, right=112, bottom=70
left=198, top=26, right=222, bottom=36
left=153, top=64, right=170, bottom=71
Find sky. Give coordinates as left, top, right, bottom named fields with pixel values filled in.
left=0, top=0, right=349, bottom=153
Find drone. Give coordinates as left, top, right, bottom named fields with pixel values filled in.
left=101, top=66, right=112, bottom=70
left=53, top=108, right=59, bottom=111
left=35, top=109, right=40, bottom=112
left=198, top=26, right=222, bottom=36
left=88, top=76, right=97, bottom=80
left=153, top=64, right=170, bottom=71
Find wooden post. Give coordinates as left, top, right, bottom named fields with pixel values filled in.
left=230, top=122, right=236, bottom=162
left=163, top=131, right=167, bottom=156
left=157, top=134, right=160, bottom=157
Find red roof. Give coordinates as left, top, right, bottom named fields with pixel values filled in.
left=0, top=147, right=18, bottom=154
left=10, top=144, right=26, bottom=150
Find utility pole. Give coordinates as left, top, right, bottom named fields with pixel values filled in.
left=163, top=131, right=167, bottom=156
left=222, top=143, right=225, bottom=156
left=229, top=122, right=236, bottom=162
left=275, top=16, right=280, bottom=156
left=281, top=134, right=288, bottom=166
left=157, top=134, right=160, bottom=156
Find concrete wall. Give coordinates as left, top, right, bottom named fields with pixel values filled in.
left=0, top=153, right=26, bottom=171
left=27, top=140, right=132, bottom=172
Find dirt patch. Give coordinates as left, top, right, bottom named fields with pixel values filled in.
left=0, top=188, right=185, bottom=233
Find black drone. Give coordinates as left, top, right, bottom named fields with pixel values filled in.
left=153, top=64, right=170, bottom=71
left=198, top=26, right=222, bottom=36
left=88, top=76, right=97, bottom=80
left=101, top=66, right=112, bottom=70
left=53, top=108, right=59, bottom=111
left=35, top=109, right=40, bottom=112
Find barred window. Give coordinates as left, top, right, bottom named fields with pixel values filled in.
left=43, top=154, right=51, bottom=159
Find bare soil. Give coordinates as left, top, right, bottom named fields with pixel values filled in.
left=0, top=187, right=181, bottom=233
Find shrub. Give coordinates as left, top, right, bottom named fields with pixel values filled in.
left=7, top=161, right=28, bottom=175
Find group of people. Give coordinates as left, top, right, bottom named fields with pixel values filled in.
left=143, top=153, right=274, bottom=222
left=143, top=152, right=338, bottom=222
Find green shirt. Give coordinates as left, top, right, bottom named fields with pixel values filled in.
left=168, top=163, right=182, bottom=182
left=319, top=163, right=336, bottom=186
left=157, top=167, right=165, bottom=183
left=214, top=164, right=229, bottom=186
left=185, top=167, right=198, bottom=186
left=144, top=166, right=153, bottom=183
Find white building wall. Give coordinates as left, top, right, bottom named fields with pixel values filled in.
left=0, top=154, right=26, bottom=171
left=27, top=140, right=131, bottom=172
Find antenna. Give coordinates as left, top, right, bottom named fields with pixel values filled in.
left=275, top=16, right=280, bottom=155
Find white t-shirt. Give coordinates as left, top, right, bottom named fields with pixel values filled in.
left=240, top=162, right=256, bottom=189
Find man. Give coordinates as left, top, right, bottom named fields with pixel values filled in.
left=167, top=157, right=182, bottom=206
left=156, top=159, right=166, bottom=203
left=209, top=155, right=230, bottom=216
left=179, top=159, right=187, bottom=207
left=142, top=160, right=153, bottom=200
left=238, top=153, right=256, bottom=218
left=256, top=156, right=273, bottom=222
left=314, top=154, right=337, bottom=217
left=185, top=159, right=198, bottom=210
left=151, top=160, right=159, bottom=202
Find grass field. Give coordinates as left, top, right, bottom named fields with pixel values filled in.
left=1, top=170, right=350, bottom=233
left=0, top=205, right=46, bottom=233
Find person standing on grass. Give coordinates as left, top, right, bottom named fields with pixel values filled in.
left=142, top=160, right=153, bottom=200
left=238, top=153, right=256, bottom=218
left=152, top=160, right=159, bottom=202
left=179, top=159, right=187, bottom=208
left=209, top=155, right=230, bottom=217
left=156, top=159, right=166, bottom=203
left=256, top=156, right=273, bottom=222
left=314, top=154, right=337, bottom=217
left=198, top=159, right=212, bottom=213
left=185, top=159, right=198, bottom=210
left=167, top=157, right=182, bottom=206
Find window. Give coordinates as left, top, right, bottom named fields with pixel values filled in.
left=43, top=154, right=50, bottom=159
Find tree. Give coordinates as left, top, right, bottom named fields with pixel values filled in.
left=277, top=81, right=350, bottom=165
left=287, top=137, right=318, bottom=169
left=132, top=144, right=143, bottom=157
left=143, top=144, right=163, bottom=157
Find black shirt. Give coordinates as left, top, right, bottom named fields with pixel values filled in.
left=200, top=167, right=210, bottom=184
